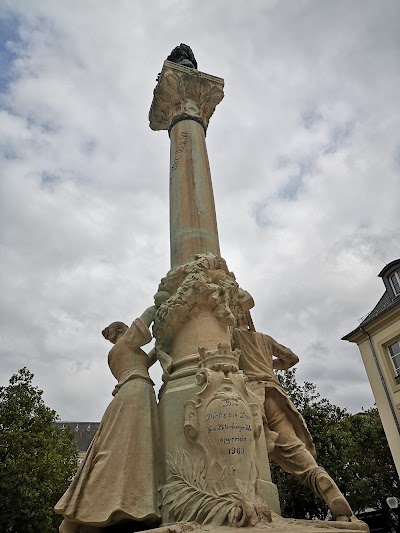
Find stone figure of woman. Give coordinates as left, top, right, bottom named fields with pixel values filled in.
left=55, top=306, right=161, bottom=532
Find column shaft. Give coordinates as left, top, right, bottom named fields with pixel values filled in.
left=169, top=119, right=220, bottom=268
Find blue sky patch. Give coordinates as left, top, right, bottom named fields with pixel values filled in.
left=2, top=146, right=17, bottom=160
left=278, top=158, right=313, bottom=201
left=252, top=200, right=271, bottom=228
left=0, top=13, right=21, bottom=93
left=323, top=120, right=355, bottom=155
left=40, top=172, right=61, bottom=190
left=279, top=172, right=304, bottom=201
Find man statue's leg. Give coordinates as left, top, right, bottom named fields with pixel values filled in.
left=264, top=389, right=353, bottom=522
left=302, top=467, right=353, bottom=522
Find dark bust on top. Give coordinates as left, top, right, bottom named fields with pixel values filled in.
left=166, top=43, right=197, bottom=69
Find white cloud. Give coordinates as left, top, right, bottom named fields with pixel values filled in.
left=1, top=0, right=399, bottom=420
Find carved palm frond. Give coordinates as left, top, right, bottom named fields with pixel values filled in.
left=163, top=451, right=256, bottom=526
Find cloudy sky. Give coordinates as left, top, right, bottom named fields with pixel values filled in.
left=1, top=0, right=399, bottom=421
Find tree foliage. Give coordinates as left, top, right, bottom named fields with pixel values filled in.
left=270, top=369, right=399, bottom=527
left=0, top=368, right=77, bottom=533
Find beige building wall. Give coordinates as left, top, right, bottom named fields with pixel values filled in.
left=346, top=307, right=400, bottom=477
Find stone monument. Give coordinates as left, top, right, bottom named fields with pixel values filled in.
left=55, top=45, right=369, bottom=533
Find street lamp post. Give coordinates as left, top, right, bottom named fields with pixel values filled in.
left=386, top=496, right=399, bottom=532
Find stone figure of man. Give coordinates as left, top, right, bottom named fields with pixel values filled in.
left=232, top=292, right=356, bottom=523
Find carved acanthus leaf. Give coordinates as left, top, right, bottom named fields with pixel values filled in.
left=149, top=61, right=224, bottom=131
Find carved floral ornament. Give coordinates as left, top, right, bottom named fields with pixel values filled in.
left=153, top=253, right=246, bottom=351
left=149, top=61, right=224, bottom=132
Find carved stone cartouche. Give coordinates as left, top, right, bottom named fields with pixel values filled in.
left=162, top=343, right=271, bottom=527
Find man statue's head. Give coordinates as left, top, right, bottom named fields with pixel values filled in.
left=236, top=290, right=256, bottom=331
left=239, top=290, right=255, bottom=313
left=166, top=43, right=197, bottom=69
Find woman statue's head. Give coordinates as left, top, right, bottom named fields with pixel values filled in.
left=102, top=321, right=128, bottom=344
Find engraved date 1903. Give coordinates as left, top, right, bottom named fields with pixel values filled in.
left=228, top=447, right=245, bottom=455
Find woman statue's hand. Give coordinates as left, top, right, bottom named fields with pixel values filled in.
left=140, top=305, right=157, bottom=327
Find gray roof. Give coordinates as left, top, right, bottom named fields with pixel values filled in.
left=55, top=421, right=100, bottom=452
left=343, top=290, right=400, bottom=340
left=343, top=259, right=400, bottom=340
left=358, top=291, right=397, bottom=327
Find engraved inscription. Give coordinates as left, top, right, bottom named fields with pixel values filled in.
left=171, top=132, right=188, bottom=173
left=206, top=396, right=253, bottom=457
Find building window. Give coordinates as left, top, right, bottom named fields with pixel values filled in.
left=388, top=340, right=400, bottom=384
left=389, top=270, right=400, bottom=296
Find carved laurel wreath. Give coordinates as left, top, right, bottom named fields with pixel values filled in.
left=162, top=451, right=271, bottom=527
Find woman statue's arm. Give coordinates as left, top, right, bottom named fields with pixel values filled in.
left=140, top=305, right=157, bottom=327
left=147, top=347, right=157, bottom=367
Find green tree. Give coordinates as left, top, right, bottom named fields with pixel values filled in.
left=270, top=369, right=350, bottom=520
left=343, top=408, right=399, bottom=527
left=0, top=368, right=77, bottom=533
left=270, top=369, right=399, bottom=527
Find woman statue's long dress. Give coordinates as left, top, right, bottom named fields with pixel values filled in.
left=55, top=307, right=161, bottom=531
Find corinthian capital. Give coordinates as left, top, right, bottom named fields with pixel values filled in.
left=149, top=61, right=224, bottom=132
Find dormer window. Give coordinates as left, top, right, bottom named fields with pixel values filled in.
left=378, top=260, right=400, bottom=299
left=389, top=270, right=400, bottom=296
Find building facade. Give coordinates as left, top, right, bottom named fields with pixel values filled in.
left=343, top=259, right=400, bottom=477
left=55, top=421, right=100, bottom=465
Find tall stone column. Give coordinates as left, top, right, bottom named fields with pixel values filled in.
left=149, top=60, right=232, bottom=382
left=149, top=58, right=280, bottom=525
left=149, top=60, right=223, bottom=268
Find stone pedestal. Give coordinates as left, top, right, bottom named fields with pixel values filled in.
left=151, top=253, right=281, bottom=524
left=144, top=519, right=369, bottom=533
left=158, top=345, right=281, bottom=525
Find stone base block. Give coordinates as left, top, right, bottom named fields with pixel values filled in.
left=141, top=514, right=369, bottom=533
left=158, top=374, right=281, bottom=522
